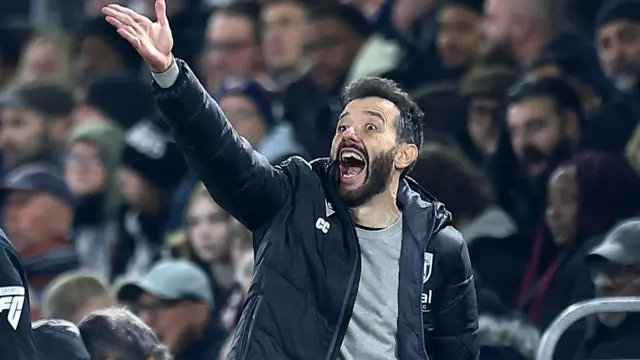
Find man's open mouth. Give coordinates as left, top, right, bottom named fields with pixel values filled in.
left=339, top=148, right=367, bottom=186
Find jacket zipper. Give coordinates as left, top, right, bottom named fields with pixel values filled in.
left=419, top=238, right=430, bottom=359
left=324, top=224, right=361, bottom=360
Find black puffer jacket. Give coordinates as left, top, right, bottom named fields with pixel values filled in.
left=154, top=59, right=479, bottom=360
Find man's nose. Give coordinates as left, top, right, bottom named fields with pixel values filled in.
left=341, top=127, right=360, bottom=142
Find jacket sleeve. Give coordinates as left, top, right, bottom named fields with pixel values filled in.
left=152, top=59, right=289, bottom=231
left=0, top=246, right=38, bottom=360
left=429, top=227, right=480, bottom=360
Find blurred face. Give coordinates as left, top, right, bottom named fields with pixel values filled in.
left=186, top=194, right=233, bottom=262
left=19, top=40, right=60, bottom=84
left=219, top=95, right=267, bottom=147
left=205, top=14, right=259, bottom=91
left=304, top=18, right=363, bottom=91
left=591, top=261, right=640, bottom=326
left=437, top=5, right=482, bottom=69
left=330, top=97, right=418, bottom=207
left=507, top=97, right=565, bottom=177
left=0, top=108, right=49, bottom=169
left=75, top=36, right=122, bottom=87
left=118, top=168, right=158, bottom=212
left=136, top=293, right=205, bottom=354
left=481, top=0, right=520, bottom=60
left=467, top=97, right=502, bottom=155
left=597, top=20, right=640, bottom=92
left=262, top=2, right=306, bottom=70
left=65, top=141, right=108, bottom=196
left=546, top=166, right=579, bottom=246
left=3, top=190, right=67, bottom=256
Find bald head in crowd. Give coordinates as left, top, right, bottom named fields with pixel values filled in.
left=482, top=0, right=564, bottom=64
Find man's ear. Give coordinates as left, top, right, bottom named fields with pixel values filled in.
left=395, top=143, right=419, bottom=170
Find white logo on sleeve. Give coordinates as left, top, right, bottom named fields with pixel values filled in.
left=315, top=217, right=331, bottom=234
left=0, top=286, right=25, bottom=330
left=325, top=200, right=335, bottom=217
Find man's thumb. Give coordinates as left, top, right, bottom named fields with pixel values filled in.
left=155, top=0, right=169, bottom=26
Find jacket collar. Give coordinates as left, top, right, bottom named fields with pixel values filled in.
left=311, top=158, right=452, bottom=237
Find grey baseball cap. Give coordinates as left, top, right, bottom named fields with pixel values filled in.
left=587, top=220, right=640, bottom=265
left=117, top=259, right=213, bottom=306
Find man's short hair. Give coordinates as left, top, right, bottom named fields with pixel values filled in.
left=342, top=77, right=424, bottom=150
left=42, top=272, right=113, bottom=321
left=79, top=307, right=171, bottom=360
left=307, top=3, right=373, bottom=37
left=216, top=1, right=262, bottom=44
left=506, top=77, right=585, bottom=124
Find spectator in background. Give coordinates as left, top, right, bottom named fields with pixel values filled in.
left=182, top=184, right=246, bottom=330
left=42, top=272, right=114, bottom=324
left=12, top=33, right=73, bottom=87
left=1, top=163, right=79, bottom=301
left=436, top=0, right=484, bottom=79
left=65, top=121, right=123, bottom=277
left=261, top=0, right=309, bottom=90
left=577, top=220, right=640, bottom=359
left=79, top=307, right=171, bottom=360
left=117, top=259, right=227, bottom=360
left=495, top=77, right=583, bottom=239
left=581, top=0, right=640, bottom=155
left=73, top=72, right=157, bottom=130
left=204, top=2, right=266, bottom=93
left=411, top=143, right=522, bottom=306
left=112, top=118, right=188, bottom=280
left=0, top=81, right=75, bottom=171
left=32, top=319, right=91, bottom=360
left=219, top=79, right=307, bottom=163
left=74, top=16, right=143, bottom=88
left=459, top=65, right=518, bottom=164
left=482, top=0, right=609, bottom=100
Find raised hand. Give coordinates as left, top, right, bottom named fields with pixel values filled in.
left=101, top=0, right=174, bottom=73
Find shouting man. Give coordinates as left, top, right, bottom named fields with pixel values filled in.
left=102, top=1, right=479, bottom=359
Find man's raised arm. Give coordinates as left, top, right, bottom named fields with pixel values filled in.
left=102, top=0, right=288, bottom=230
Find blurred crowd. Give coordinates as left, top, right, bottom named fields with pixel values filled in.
left=1, top=0, right=640, bottom=358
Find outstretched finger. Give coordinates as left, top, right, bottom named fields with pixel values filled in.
left=109, top=4, right=151, bottom=25
left=155, top=0, right=169, bottom=27
left=104, top=9, right=144, bottom=35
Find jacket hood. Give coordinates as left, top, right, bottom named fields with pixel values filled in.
left=309, top=157, right=452, bottom=234
left=66, top=121, right=124, bottom=218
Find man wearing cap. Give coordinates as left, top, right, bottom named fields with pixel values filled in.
left=33, top=319, right=91, bottom=360
left=117, top=259, right=227, bottom=360
left=576, top=220, right=640, bottom=359
left=0, top=80, right=75, bottom=171
left=436, top=0, right=484, bottom=76
left=1, top=162, right=79, bottom=300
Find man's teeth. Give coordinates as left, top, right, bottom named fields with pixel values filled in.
left=341, top=151, right=364, bottom=162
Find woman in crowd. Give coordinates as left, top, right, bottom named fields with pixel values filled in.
left=169, top=183, right=251, bottom=331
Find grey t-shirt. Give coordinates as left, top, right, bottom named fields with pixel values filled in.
left=339, top=215, right=403, bottom=360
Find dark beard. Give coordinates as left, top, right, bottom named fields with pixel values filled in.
left=528, top=137, right=575, bottom=190
left=340, top=148, right=396, bottom=208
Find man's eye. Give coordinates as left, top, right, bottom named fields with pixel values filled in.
left=338, top=125, right=347, bottom=132
left=366, top=124, right=376, bottom=131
